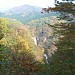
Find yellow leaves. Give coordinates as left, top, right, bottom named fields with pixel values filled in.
left=0, top=18, right=38, bottom=75
left=17, top=36, right=29, bottom=51
left=0, top=38, right=7, bottom=46
left=0, top=18, right=6, bottom=23
left=34, top=49, right=44, bottom=63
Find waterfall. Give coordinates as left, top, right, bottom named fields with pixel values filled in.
left=44, top=54, right=49, bottom=64
left=32, top=37, right=37, bottom=45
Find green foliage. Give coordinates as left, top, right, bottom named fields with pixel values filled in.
left=49, top=2, right=75, bottom=75
left=0, top=18, right=44, bottom=75
left=0, top=26, right=4, bottom=40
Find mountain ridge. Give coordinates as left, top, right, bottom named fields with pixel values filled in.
left=5, top=4, right=42, bottom=14
left=0, top=4, right=59, bottom=24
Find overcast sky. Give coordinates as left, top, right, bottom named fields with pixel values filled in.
left=0, top=0, right=55, bottom=11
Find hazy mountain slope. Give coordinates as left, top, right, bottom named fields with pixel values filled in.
left=6, top=5, right=41, bottom=14
left=27, top=16, right=66, bottom=57
left=0, top=5, right=59, bottom=24
left=0, top=18, right=44, bottom=61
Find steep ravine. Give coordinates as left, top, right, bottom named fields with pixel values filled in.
left=28, top=16, right=66, bottom=63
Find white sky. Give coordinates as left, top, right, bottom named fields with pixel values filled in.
left=0, top=0, right=55, bottom=10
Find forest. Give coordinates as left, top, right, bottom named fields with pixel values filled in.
left=0, top=0, right=75, bottom=75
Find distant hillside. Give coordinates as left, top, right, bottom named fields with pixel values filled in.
left=6, top=5, right=41, bottom=14
left=0, top=5, right=59, bottom=24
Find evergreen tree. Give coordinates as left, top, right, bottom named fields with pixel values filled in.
left=50, top=1, right=75, bottom=75
left=44, top=1, right=75, bottom=75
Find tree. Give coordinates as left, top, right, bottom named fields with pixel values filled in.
left=0, top=18, right=38, bottom=75
left=0, top=25, right=4, bottom=40
left=43, top=1, right=75, bottom=75
left=51, top=2, right=75, bottom=75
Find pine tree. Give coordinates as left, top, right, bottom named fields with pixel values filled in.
left=44, top=1, right=75, bottom=75
left=50, top=2, right=75, bottom=75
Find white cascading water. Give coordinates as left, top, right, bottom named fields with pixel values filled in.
left=32, top=37, right=37, bottom=45
left=44, top=54, right=49, bottom=64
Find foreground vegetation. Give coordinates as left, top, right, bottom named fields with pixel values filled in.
left=0, top=0, right=75, bottom=75
left=0, top=18, right=46, bottom=75
left=44, top=1, right=75, bottom=75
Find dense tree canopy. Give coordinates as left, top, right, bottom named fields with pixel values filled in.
left=0, top=18, right=44, bottom=75
left=43, top=1, right=75, bottom=75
